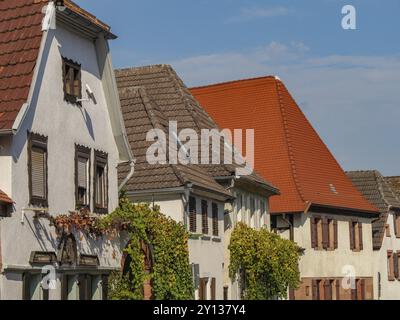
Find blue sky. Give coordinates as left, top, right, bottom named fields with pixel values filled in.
left=76, top=0, right=400, bottom=176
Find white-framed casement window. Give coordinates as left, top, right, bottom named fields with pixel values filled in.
left=236, top=193, right=242, bottom=224
left=249, top=196, right=256, bottom=227
left=75, top=145, right=91, bottom=209
left=62, top=274, right=108, bottom=300
left=23, top=273, right=49, bottom=300
left=260, top=199, right=267, bottom=228
left=94, top=150, right=108, bottom=214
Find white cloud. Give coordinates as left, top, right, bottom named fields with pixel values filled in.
left=170, top=42, right=400, bottom=175
left=226, top=6, right=292, bottom=23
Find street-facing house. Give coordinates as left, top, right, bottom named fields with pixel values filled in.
left=115, top=65, right=279, bottom=300
left=0, top=0, right=132, bottom=300
left=347, top=170, right=400, bottom=300
left=191, top=76, right=380, bottom=300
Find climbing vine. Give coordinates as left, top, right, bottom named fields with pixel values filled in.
left=39, top=195, right=194, bottom=300
left=229, top=223, right=301, bottom=300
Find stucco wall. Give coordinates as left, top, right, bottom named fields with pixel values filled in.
left=0, top=24, right=123, bottom=299
left=374, top=211, right=400, bottom=300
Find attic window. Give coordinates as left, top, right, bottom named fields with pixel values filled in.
left=62, top=57, right=82, bottom=104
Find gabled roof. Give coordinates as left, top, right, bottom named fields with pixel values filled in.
left=0, top=189, right=13, bottom=204
left=115, top=65, right=278, bottom=198
left=347, top=170, right=400, bottom=249
left=190, top=76, right=379, bottom=215
left=386, top=176, right=400, bottom=198
left=0, top=0, right=115, bottom=132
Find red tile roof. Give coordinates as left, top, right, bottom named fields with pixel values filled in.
left=0, top=0, right=47, bottom=131
left=0, top=0, right=114, bottom=132
left=191, top=76, right=378, bottom=215
left=0, top=189, right=13, bottom=204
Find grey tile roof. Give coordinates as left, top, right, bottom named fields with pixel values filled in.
left=385, top=176, right=400, bottom=199
left=116, top=64, right=278, bottom=197
left=346, top=170, right=400, bottom=249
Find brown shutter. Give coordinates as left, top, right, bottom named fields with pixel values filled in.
left=312, top=279, right=319, bottom=300
left=333, top=220, right=338, bottom=249
left=189, top=197, right=197, bottom=233
left=102, top=275, right=108, bottom=300
left=201, top=200, right=209, bottom=235
left=31, top=148, right=46, bottom=198
left=394, top=214, right=398, bottom=237
left=394, top=254, right=399, bottom=279
left=61, top=275, right=68, bottom=300
left=335, top=280, right=340, bottom=300
left=311, top=218, right=317, bottom=248
left=322, top=218, right=329, bottom=250
left=212, top=203, right=219, bottom=236
left=360, top=279, right=366, bottom=300
left=358, top=223, right=363, bottom=250
left=351, top=281, right=357, bottom=300
left=199, top=278, right=206, bottom=300
left=22, top=273, right=30, bottom=300
left=324, top=280, right=332, bottom=300
left=349, top=221, right=355, bottom=250
left=211, top=278, right=216, bottom=300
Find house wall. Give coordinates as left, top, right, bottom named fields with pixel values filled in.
left=223, top=188, right=271, bottom=300
left=0, top=24, right=124, bottom=299
left=276, top=211, right=375, bottom=300
left=374, top=210, right=400, bottom=300
left=0, top=137, right=12, bottom=197
left=128, top=192, right=225, bottom=300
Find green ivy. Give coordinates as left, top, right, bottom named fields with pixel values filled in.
left=229, top=223, right=301, bottom=300
left=97, top=196, right=194, bottom=300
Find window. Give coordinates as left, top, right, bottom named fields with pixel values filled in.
left=223, top=286, right=229, bottom=300
left=201, top=200, right=208, bottom=235
left=311, top=217, right=338, bottom=250
left=236, top=193, right=242, bottom=222
left=212, top=203, right=219, bottom=237
left=62, top=274, right=108, bottom=300
left=387, top=251, right=395, bottom=281
left=93, top=151, right=108, bottom=214
left=312, top=279, right=321, bottom=300
left=352, top=279, right=366, bottom=300
left=386, top=224, right=391, bottom=237
left=23, top=273, right=49, bottom=300
left=75, top=145, right=90, bottom=209
left=0, top=204, right=9, bottom=217
left=260, top=199, right=267, bottom=228
left=62, top=57, right=81, bottom=104
left=393, top=214, right=400, bottom=238
left=349, top=221, right=363, bottom=251
left=249, top=196, right=255, bottom=227
left=28, top=133, right=48, bottom=207
left=189, top=196, right=197, bottom=233
left=199, top=278, right=208, bottom=300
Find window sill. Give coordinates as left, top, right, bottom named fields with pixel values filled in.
left=212, top=237, right=222, bottom=243
left=189, top=233, right=203, bottom=240
left=201, top=235, right=211, bottom=241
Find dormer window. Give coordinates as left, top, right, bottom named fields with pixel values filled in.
left=62, top=57, right=81, bottom=104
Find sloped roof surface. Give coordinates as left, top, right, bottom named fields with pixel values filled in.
left=191, top=76, right=378, bottom=214
left=115, top=65, right=277, bottom=196
left=0, top=0, right=46, bottom=131
left=347, top=170, right=400, bottom=249
left=0, top=189, right=13, bottom=204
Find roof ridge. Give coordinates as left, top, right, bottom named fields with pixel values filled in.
left=190, top=75, right=278, bottom=91
left=274, top=79, right=306, bottom=203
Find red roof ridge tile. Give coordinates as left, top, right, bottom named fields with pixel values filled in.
left=190, top=75, right=278, bottom=91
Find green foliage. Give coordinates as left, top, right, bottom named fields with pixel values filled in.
left=229, top=223, right=301, bottom=300
left=97, top=196, right=194, bottom=300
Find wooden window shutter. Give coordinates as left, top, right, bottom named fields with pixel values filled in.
left=358, top=222, right=363, bottom=250
left=189, top=196, right=197, bottom=233
left=22, top=273, right=30, bottom=300
left=349, top=221, right=355, bottom=250
left=335, top=280, right=340, bottom=300
left=31, top=148, right=46, bottom=198
left=61, top=275, right=68, bottom=300
left=360, top=279, right=366, bottom=300
left=212, top=203, right=219, bottom=236
left=77, top=157, right=87, bottom=188
left=199, top=278, right=206, bottom=300
left=333, top=220, right=338, bottom=249
left=351, top=284, right=357, bottom=300
left=394, top=253, right=399, bottom=279
left=311, top=217, right=317, bottom=248
left=211, top=278, right=216, bottom=300
left=323, top=280, right=332, bottom=300
left=394, top=214, right=399, bottom=237
left=322, top=218, right=329, bottom=250
left=102, top=275, right=108, bottom=300
left=312, top=279, right=319, bottom=300
left=201, top=200, right=209, bottom=235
